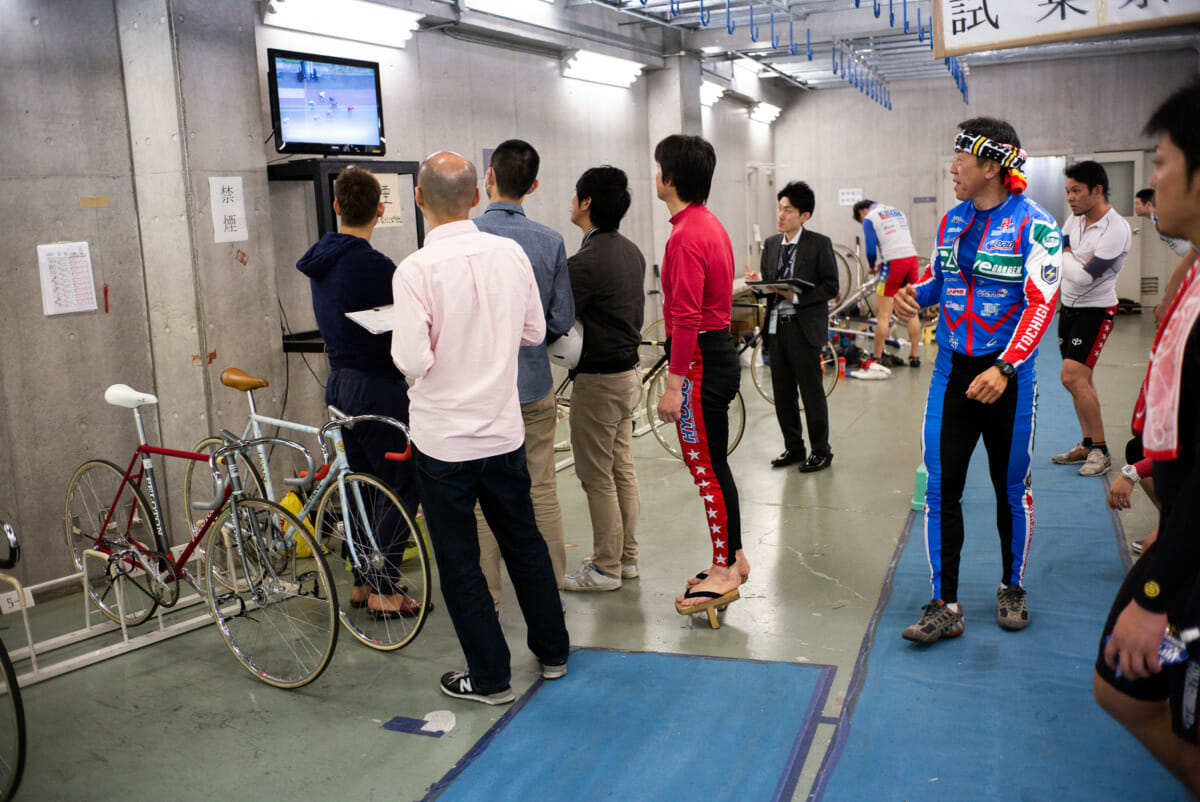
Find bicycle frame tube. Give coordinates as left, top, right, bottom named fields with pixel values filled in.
left=245, top=410, right=324, bottom=503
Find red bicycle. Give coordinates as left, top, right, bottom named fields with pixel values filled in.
left=63, top=384, right=339, bottom=689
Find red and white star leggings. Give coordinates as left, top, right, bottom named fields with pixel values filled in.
left=673, top=331, right=742, bottom=567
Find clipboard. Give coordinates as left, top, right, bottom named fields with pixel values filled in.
left=346, top=305, right=395, bottom=334
left=745, top=277, right=815, bottom=293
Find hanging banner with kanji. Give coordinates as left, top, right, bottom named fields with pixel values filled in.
left=933, top=1, right=1200, bottom=58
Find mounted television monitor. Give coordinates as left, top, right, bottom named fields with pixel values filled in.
left=267, top=48, right=385, bottom=157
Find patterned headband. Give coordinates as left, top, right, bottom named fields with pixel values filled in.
left=954, top=131, right=1027, bottom=172
left=955, top=130, right=1028, bottom=194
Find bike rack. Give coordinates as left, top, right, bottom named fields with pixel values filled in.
left=0, top=545, right=214, bottom=688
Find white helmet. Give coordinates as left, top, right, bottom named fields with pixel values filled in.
left=547, top=321, right=584, bottom=370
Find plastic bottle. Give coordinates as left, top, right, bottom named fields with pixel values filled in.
left=838, top=356, right=846, bottom=378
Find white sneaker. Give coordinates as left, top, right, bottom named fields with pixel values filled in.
left=541, top=661, right=567, bottom=680
left=849, top=360, right=891, bottom=380
left=1078, top=448, right=1111, bottom=476
left=563, top=561, right=622, bottom=592
left=621, top=563, right=639, bottom=579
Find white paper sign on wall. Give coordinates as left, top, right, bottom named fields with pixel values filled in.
left=838, top=188, right=863, bottom=207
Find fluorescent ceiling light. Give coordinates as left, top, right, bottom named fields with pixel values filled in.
left=561, top=49, right=644, bottom=88
left=263, top=0, right=422, bottom=49
left=750, top=102, right=781, bottom=124
left=700, top=80, right=726, bottom=107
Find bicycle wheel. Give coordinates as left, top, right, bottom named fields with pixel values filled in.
left=639, top=319, right=667, bottom=373
left=183, top=436, right=265, bottom=536
left=645, top=368, right=744, bottom=459
left=0, top=639, right=23, bottom=802
left=820, top=342, right=840, bottom=397
left=727, top=391, right=745, bottom=454
left=202, top=498, right=338, bottom=689
left=644, top=365, right=683, bottom=460
left=64, top=460, right=159, bottom=626
left=314, top=473, right=431, bottom=651
left=830, top=248, right=855, bottom=310
left=750, top=339, right=774, bottom=405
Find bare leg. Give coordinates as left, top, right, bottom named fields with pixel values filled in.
left=1094, top=671, right=1200, bottom=793
left=1061, top=358, right=1105, bottom=446
left=874, top=295, right=894, bottom=361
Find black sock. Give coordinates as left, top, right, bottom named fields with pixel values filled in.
left=1094, top=441, right=1108, bottom=456
left=1083, top=437, right=1093, bottom=449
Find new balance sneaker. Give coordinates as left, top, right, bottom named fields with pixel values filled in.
left=439, top=671, right=514, bottom=705
left=541, top=662, right=568, bottom=680
left=996, top=585, right=1030, bottom=631
left=1131, top=539, right=1145, bottom=555
left=901, top=599, right=964, bottom=644
left=620, top=563, right=639, bottom=580
left=1052, top=443, right=1090, bottom=464
left=849, top=360, right=892, bottom=381
left=1078, top=448, right=1111, bottom=476
left=563, top=561, right=622, bottom=592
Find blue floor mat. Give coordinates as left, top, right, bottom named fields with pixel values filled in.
left=815, top=344, right=1184, bottom=801
left=426, top=649, right=835, bottom=801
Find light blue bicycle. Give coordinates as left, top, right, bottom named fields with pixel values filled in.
left=183, top=368, right=431, bottom=652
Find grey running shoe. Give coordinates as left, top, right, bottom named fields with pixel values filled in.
left=439, top=671, right=515, bottom=705
left=541, top=662, right=567, bottom=680
left=1078, top=449, right=1111, bottom=476
left=996, top=586, right=1030, bottom=631
left=563, top=561, right=622, bottom=592
left=1052, top=443, right=1089, bottom=464
left=902, top=599, right=965, bottom=644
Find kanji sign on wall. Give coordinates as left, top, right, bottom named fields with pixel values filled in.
left=933, top=0, right=1200, bottom=58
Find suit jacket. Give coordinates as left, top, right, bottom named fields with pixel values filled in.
left=760, top=228, right=838, bottom=349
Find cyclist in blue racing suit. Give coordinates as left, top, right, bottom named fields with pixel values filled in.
left=894, top=117, right=1062, bottom=644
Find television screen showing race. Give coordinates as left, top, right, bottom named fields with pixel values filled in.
left=270, top=49, right=385, bottom=156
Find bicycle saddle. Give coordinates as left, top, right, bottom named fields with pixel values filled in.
left=220, top=367, right=269, bottom=391
left=104, top=384, right=158, bottom=408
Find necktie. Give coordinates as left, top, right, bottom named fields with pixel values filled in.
left=780, top=243, right=796, bottom=279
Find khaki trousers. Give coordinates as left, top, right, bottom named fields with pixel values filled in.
left=477, top=389, right=566, bottom=606
left=569, top=369, right=641, bottom=579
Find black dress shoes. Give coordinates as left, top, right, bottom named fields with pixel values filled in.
left=771, top=450, right=806, bottom=468
left=799, top=453, right=833, bottom=473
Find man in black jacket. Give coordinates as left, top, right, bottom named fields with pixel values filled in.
left=561, top=166, right=647, bottom=592
left=296, top=165, right=422, bottom=617
left=752, top=180, right=839, bottom=472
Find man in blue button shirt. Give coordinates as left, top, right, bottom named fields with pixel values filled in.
left=474, top=140, right=575, bottom=602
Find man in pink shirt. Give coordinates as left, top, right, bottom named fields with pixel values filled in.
left=391, top=151, right=569, bottom=705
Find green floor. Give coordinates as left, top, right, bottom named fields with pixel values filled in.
left=10, top=313, right=1159, bottom=801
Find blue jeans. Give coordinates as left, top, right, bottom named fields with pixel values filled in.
left=415, top=445, right=569, bottom=692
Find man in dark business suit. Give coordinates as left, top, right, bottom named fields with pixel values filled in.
left=752, top=180, right=839, bottom=472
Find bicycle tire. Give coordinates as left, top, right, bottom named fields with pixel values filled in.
left=0, top=638, right=24, bottom=802
left=644, top=367, right=743, bottom=459
left=64, top=460, right=159, bottom=626
left=750, top=339, right=773, bottom=404
left=314, top=473, right=431, bottom=651
left=202, top=498, right=338, bottom=689
left=830, top=248, right=856, bottom=310
left=183, top=436, right=265, bottom=536
left=749, top=339, right=838, bottom=408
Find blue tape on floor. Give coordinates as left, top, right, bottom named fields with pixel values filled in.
left=813, top=341, right=1182, bottom=800
left=425, top=648, right=834, bottom=801
left=383, top=716, right=444, bottom=737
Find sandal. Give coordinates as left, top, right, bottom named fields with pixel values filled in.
left=674, top=587, right=740, bottom=629
left=368, top=594, right=431, bottom=620
left=686, top=570, right=750, bottom=589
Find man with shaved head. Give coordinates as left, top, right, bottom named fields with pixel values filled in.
left=391, top=151, right=570, bottom=705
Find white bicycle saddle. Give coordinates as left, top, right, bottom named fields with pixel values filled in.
left=104, top=384, right=158, bottom=408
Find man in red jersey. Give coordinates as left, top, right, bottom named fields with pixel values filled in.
left=653, top=134, right=746, bottom=619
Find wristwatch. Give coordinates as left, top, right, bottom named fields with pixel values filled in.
left=1120, top=464, right=1140, bottom=483
left=993, top=359, right=1016, bottom=378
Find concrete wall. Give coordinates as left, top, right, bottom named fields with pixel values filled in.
left=772, top=50, right=1200, bottom=260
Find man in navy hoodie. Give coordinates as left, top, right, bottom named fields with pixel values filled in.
left=296, top=165, right=422, bottom=618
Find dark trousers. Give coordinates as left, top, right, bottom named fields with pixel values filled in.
left=327, top=368, right=419, bottom=593
left=415, top=445, right=569, bottom=692
left=922, top=351, right=1035, bottom=603
left=768, top=319, right=830, bottom=456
